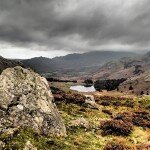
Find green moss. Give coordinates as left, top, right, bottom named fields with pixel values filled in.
left=136, top=96, right=150, bottom=109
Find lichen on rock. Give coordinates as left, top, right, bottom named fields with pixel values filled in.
left=23, top=141, right=37, bottom=150
left=0, top=141, right=5, bottom=149
left=0, top=66, right=66, bottom=137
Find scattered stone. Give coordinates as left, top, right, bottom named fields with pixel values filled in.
left=51, top=87, right=100, bottom=109
left=84, top=95, right=100, bottom=110
left=0, top=127, right=19, bottom=139
left=23, top=141, right=37, bottom=150
left=0, top=141, right=5, bottom=150
left=0, top=66, right=66, bottom=137
left=84, top=100, right=100, bottom=110
left=85, top=95, right=95, bottom=101
left=70, top=117, right=90, bottom=129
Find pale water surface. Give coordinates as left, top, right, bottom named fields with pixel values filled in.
left=70, top=85, right=96, bottom=92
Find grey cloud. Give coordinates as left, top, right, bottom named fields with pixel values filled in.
left=0, top=0, right=150, bottom=53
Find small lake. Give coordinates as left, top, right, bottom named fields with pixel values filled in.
left=70, top=85, right=96, bottom=92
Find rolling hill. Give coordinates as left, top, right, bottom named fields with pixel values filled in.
left=92, top=52, right=150, bottom=80
left=92, top=52, right=150, bottom=95
left=22, top=51, right=137, bottom=75
left=0, top=56, right=24, bottom=73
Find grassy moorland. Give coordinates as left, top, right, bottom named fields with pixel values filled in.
left=1, top=82, right=150, bottom=150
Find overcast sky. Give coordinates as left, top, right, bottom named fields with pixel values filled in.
left=0, top=0, right=150, bottom=58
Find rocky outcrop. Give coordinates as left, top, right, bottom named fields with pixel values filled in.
left=69, top=117, right=90, bottom=130
left=0, top=66, right=66, bottom=137
left=84, top=95, right=100, bottom=110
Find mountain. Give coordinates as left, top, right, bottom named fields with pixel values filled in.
left=92, top=51, right=150, bottom=95
left=92, top=52, right=150, bottom=80
left=0, top=56, right=24, bottom=73
left=22, top=51, right=137, bottom=75
left=52, top=51, right=136, bottom=69
left=21, top=56, right=58, bottom=73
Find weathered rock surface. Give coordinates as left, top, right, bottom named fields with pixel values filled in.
left=84, top=95, right=100, bottom=110
left=0, top=66, right=66, bottom=137
left=70, top=117, right=90, bottom=129
left=23, top=141, right=37, bottom=150
left=0, top=141, right=5, bottom=150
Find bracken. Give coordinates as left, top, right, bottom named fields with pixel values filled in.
left=101, top=119, right=133, bottom=136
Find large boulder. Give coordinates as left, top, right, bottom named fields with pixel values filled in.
left=0, top=66, right=66, bottom=136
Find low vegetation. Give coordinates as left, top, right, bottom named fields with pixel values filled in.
left=83, top=79, right=93, bottom=87
left=104, top=139, right=131, bottom=150
left=136, top=95, right=150, bottom=109
left=95, top=95, right=135, bottom=108
left=100, top=119, right=133, bottom=136
left=115, top=111, right=150, bottom=128
left=94, top=78, right=126, bottom=91
left=1, top=83, right=150, bottom=150
left=50, top=86, right=86, bottom=104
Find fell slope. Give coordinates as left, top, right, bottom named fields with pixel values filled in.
left=0, top=56, right=24, bottom=73
left=92, top=52, right=150, bottom=95
left=93, top=53, right=149, bottom=80
left=22, top=51, right=136, bottom=74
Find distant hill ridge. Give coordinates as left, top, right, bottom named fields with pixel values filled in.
left=92, top=51, right=150, bottom=80
left=0, top=56, right=24, bottom=73
left=21, top=51, right=137, bottom=74
left=91, top=51, right=150, bottom=95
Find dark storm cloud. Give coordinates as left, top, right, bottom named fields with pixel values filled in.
left=0, top=0, right=150, bottom=52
